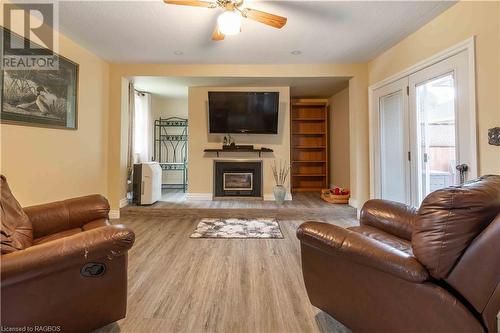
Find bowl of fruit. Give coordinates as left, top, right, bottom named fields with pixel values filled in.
left=320, top=187, right=350, bottom=204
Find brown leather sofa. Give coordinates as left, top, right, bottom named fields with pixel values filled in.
left=1, top=175, right=135, bottom=333
left=297, top=175, right=500, bottom=333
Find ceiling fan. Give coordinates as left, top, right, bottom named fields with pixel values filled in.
left=164, top=0, right=287, bottom=41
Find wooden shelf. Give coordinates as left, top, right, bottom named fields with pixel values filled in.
left=291, top=99, right=329, bottom=193
left=292, top=99, right=329, bottom=106
left=292, top=188, right=323, bottom=192
left=292, top=132, right=326, bottom=135
left=292, top=118, right=326, bottom=121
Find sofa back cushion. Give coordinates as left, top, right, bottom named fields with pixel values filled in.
left=412, top=175, right=500, bottom=279
left=0, top=175, right=33, bottom=254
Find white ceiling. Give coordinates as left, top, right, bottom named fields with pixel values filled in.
left=58, top=1, right=455, bottom=64
left=133, top=76, right=349, bottom=98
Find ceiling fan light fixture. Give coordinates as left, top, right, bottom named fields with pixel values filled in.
left=217, top=10, right=241, bottom=36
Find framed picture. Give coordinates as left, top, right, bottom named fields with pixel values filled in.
left=1, top=28, right=78, bottom=129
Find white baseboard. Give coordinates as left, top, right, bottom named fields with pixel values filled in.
left=348, top=198, right=358, bottom=208
left=348, top=198, right=362, bottom=220
left=109, top=210, right=120, bottom=220
left=119, top=197, right=129, bottom=208
left=108, top=198, right=128, bottom=220
left=263, top=192, right=293, bottom=201
left=186, top=192, right=213, bottom=201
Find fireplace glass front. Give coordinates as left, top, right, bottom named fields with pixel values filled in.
left=223, top=173, right=253, bottom=191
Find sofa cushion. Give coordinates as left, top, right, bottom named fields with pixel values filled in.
left=0, top=175, right=33, bottom=254
left=33, top=228, right=82, bottom=245
left=349, top=225, right=413, bottom=255
left=81, top=218, right=110, bottom=231
left=33, top=219, right=110, bottom=245
left=412, top=175, right=500, bottom=279
left=24, top=195, right=110, bottom=239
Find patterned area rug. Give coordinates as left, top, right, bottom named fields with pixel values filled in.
left=190, top=218, right=283, bottom=239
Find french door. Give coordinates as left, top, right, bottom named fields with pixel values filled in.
left=373, top=77, right=410, bottom=204
left=373, top=51, right=477, bottom=206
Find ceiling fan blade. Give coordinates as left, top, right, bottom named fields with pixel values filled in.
left=164, top=0, right=216, bottom=8
left=243, top=8, right=287, bottom=29
left=212, top=24, right=225, bottom=41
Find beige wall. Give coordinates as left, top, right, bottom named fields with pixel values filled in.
left=188, top=86, right=290, bottom=198
left=0, top=7, right=110, bottom=207
left=107, top=64, right=369, bottom=209
left=328, top=88, right=350, bottom=189
left=151, top=95, right=188, bottom=120
left=369, top=1, right=500, bottom=175
left=347, top=71, right=369, bottom=208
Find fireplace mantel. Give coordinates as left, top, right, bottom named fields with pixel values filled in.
left=204, top=147, right=273, bottom=157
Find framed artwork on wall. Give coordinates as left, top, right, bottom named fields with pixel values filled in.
left=1, top=28, right=78, bottom=130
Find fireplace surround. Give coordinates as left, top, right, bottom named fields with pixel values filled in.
left=214, top=160, right=263, bottom=198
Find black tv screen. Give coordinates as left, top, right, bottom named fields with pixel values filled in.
left=208, top=92, right=279, bottom=134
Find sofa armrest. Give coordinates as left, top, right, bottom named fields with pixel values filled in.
left=360, top=199, right=417, bottom=240
left=24, top=194, right=110, bottom=238
left=1, top=225, right=134, bottom=286
left=297, top=221, right=429, bottom=283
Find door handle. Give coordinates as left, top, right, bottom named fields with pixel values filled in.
left=424, top=153, right=429, bottom=163
left=456, top=164, right=469, bottom=185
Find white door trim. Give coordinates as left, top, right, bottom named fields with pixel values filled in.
left=369, top=37, right=477, bottom=200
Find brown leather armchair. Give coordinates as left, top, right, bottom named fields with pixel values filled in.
left=297, top=175, right=500, bottom=333
left=1, top=175, right=135, bottom=333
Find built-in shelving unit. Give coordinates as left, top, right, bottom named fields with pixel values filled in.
left=290, top=99, right=329, bottom=192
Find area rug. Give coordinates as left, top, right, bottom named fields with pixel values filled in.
left=190, top=218, right=283, bottom=239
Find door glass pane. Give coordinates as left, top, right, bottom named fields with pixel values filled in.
left=416, top=74, right=456, bottom=202
left=379, top=91, right=406, bottom=202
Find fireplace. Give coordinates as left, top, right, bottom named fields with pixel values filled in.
left=214, top=161, right=262, bottom=198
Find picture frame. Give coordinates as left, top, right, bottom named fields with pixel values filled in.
left=1, top=27, right=79, bottom=130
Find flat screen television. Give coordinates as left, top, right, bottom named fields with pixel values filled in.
left=208, top=91, right=279, bottom=134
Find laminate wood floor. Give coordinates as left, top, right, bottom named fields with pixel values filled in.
left=157, top=189, right=350, bottom=209
left=95, top=194, right=357, bottom=333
